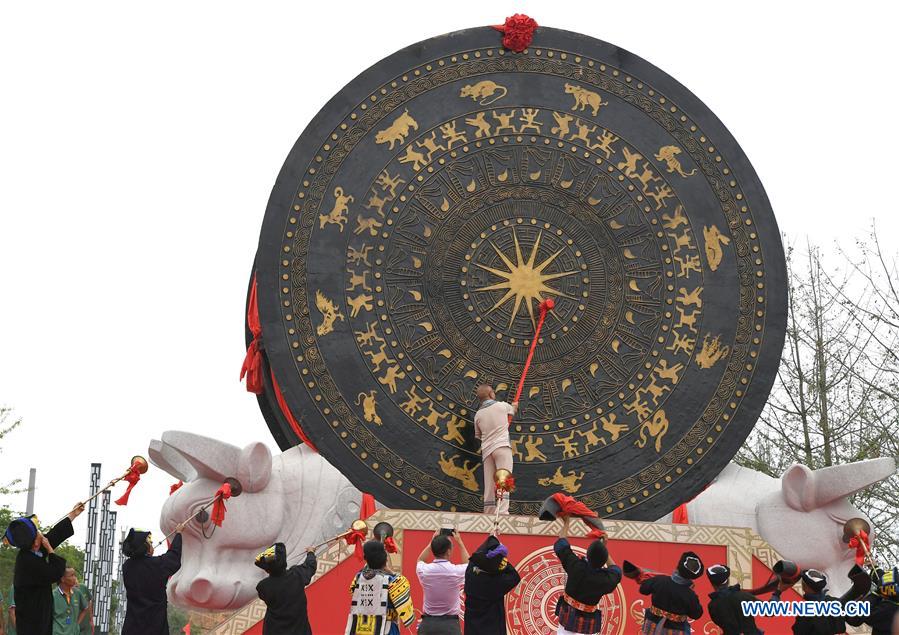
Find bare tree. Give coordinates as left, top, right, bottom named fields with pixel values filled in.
left=0, top=406, right=24, bottom=496
left=737, top=238, right=899, bottom=563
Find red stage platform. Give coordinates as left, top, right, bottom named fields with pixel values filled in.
left=211, top=510, right=802, bottom=634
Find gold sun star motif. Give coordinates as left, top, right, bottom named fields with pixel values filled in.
left=474, top=229, right=576, bottom=328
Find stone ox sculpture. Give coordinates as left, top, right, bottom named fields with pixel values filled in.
left=149, top=431, right=362, bottom=610
left=152, top=430, right=895, bottom=608
left=659, top=457, right=896, bottom=594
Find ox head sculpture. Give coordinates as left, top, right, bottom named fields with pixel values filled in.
left=150, top=431, right=362, bottom=610
left=757, top=457, right=896, bottom=592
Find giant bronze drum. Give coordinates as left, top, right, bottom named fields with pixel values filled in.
left=248, top=25, right=787, bottom=519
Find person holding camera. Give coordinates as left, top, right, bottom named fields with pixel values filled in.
left=415, top=528, right=470, bottom=635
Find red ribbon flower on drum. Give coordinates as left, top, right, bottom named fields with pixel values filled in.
left=492, top=14, right=538, bottom=53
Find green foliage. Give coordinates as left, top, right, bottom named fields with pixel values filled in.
left=0, top=507, right=18, bottom=607
left=168, top=605, right=192, bottom=634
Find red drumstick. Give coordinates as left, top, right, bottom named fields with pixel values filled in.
left=509, top=298, right=555, bottom=425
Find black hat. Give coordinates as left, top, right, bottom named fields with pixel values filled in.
left=121, top=528, right=152, bottom=558
left=255, top=543, right=287, bottom=574
left=470, top=536, right=509, bottom=573
left=3, top=516, right=39, bottom=550
left=677, top=551, right=704, bottom=580
left=363, top=540, right=388, bottom=570
left=586, top=540, right=609, bottom=569
left=707, top=564, right=730, bottom=587
left=801, top=569, right=827, bottom=593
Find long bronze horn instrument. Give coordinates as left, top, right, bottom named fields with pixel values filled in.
left=842, top=517, right=880, bottom=581
left=54, top=456, right=149, bottom=526
left=622, top=560, right=664, bottom=584
left=311, top=519, right=369, bottom=552
left=154, top=477, right=243, bottom=547
left=748, top=560, right=801, bottom=596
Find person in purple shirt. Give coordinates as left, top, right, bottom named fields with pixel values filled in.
left=415, top=528, right=470, bottom=635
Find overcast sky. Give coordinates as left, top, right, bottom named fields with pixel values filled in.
left=1, top=2, right=897, bottom=548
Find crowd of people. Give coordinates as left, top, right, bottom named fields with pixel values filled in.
left=4, top=503, right=899, bottom=634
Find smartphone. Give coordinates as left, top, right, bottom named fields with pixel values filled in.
left=439, top=527, right=455, bottom=537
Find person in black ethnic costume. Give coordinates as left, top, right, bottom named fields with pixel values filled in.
left=121, top=528, right=182, bottom=635
left=553, top=516, right=622, bottom=635
left=771, top=569, right=844, bottom=635
left=845, top=566, right=899, bottom=635
left=255, top=542, right=317, bottom=635
left=463, top=534, right=521, bottom=634
left=3, top=505, right=84, bottom=635
left=639, top=551, right=704, bottom=635
left=705, top=563, right=761, bottom=635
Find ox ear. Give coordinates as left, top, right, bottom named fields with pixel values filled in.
left=148, top=439, right=198, bottom=482
left=237, top=442, right=273, bottom=493
left=782, top=458, right=897, bottom=511
left=782, top=463, right=816, bottom=511
left=159, top=431, right=242, bottom=482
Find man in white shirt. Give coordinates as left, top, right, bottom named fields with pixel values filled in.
left=415, top=528, right=470, bottom=635
left=474, top=384, right=518, bottom=515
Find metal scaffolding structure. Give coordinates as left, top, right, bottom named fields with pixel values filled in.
left=84, top=463, right=101, bottom=597
left=114, top=527, right=127, bottom=634
left=95, top=491, right=115, bottom=635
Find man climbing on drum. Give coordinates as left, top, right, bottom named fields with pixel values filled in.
left=474, top=385, right=518, bottom=515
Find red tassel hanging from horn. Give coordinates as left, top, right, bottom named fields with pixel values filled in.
left=114, top=465, right=142, bottom=506
left=848, top=530, right=870, bottom=567
left=210, top=481, right=233, bottom=527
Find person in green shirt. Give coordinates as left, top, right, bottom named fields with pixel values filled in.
left=5, top=584, right=16, bottom=635
left=73, top=582, right=91, bottom=635
left=52, top=568, right=88, bottom=635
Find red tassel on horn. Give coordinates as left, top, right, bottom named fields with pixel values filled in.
left=383, top=536, right=398, bottom=554
left=551, top=492, right=598, bottom=518
left=169, top=480, right=184, bottom=495
left=114, top=466, right=142, bottom=506
left=848, top=530, right=870, bottom=566
left=210, top=482, right=233, bottom=527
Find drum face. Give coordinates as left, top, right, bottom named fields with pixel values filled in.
left=251, top=26, right=786, bottom=519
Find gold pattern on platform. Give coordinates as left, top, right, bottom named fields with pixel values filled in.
left=703, top=225, right=731, bottom=272
left=696, top=333, right=730, bottom=369
left=473, top=229, right=576, bottom=329
left=438, top=452, right=480, bottom=491
left=314, top=290, right=344, bottom=336
left=564, top=83, right=607, bottom=116
left=459, top=80, right=508, bottom=105
left=355, top=391, right=383, bottom=426
left=655, top=145, right=697, bottom=177
left=538, top=466, right=585, bottom=493
left=375, top=108, right=418, bottom=150
left=318, top=186, right=353, bottom=232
